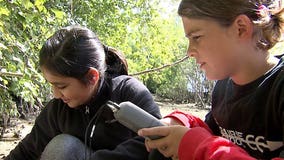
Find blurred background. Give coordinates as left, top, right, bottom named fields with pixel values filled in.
left=0, top=0, right=283, bottom=139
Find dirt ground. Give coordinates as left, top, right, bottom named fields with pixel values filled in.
left=0, top=101, right=209, bottom=159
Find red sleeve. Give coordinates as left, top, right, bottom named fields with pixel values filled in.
left=166, top=111, right=284, bottom=160
left=178, top=127, right=255, bottom=160
left=164, top=110, right=212, bottom=132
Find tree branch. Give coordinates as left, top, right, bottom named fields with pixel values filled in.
left=130, top=56, right=189, bottom=76
left=0, top=71, right=23, bottom=77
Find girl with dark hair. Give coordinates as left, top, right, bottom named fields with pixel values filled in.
left=138, top=0, right=284, bottom=159
left=5, top=25, right=162, bottom=160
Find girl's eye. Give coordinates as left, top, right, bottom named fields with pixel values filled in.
left=57, top=85, right=67, bottom=89
left=192, top=35, right=201, bottom=41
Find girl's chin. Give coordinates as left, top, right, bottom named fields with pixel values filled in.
left=205, top=72, right=227, bottom=80
left=65, top=102, right=76, bottom=108
left=67, top=102, right=85, bottom=109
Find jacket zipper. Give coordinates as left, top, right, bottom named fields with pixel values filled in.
left=85, top=105, right=90, bottom=115
left=84, top=105, right=92, bottom=159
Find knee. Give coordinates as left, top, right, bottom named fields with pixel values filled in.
left=47, top=134, right=82, bottom=149
left=41, top=134, right=85, bottom=160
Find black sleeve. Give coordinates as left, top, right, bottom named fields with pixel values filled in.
left=90, top=76, right=162, bottom=160
left=90, top=136, right=149, bottom=160
left=112, top=76, right=162, bottom=119
left=5, top=100, right=61, bottom=160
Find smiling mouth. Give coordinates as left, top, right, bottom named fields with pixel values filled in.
left=62, top=99, right=70, bottom=103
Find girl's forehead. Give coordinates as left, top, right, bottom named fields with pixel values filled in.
left=41, top=67, right=60, bottom=77
left=182, top=17, right=216, bottom=33
left=41, top=67, right=68, bottom=82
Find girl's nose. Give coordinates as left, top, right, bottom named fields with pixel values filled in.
left=52, top=86, right=62, bottom=99
left=187, top=45, right=197, bottom=57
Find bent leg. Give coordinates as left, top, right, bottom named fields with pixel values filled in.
left=41, top=134, right=89, bottom=160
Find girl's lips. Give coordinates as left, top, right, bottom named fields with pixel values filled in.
left=62, top=99, right=70, bottom=103
left=198, top=62, right=205, bottom=68
left=199, top=62, right=206, bottom=70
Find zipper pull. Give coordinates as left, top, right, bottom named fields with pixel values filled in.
left=85, top=106, right=90, bottom=114
left=90, top=124, right=96, bottom=138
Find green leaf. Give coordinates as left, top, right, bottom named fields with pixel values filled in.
left=51, top=9, right=65, bottom=20
left=0, top=7, right=10, bottom=16
left=22, top=0, right=34, bottom=10
left=3, top=79, right=8, bottom=85
left=0, top=42, right=7, bottom=50
left=35, top=0, right=47, bottom=12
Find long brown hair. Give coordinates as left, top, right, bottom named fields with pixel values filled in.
left=178, top=0, right=284, bottom=50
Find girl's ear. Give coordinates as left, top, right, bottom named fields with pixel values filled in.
left=87, top=67, right=100, bottom=85
left=232, top=14, right=254, bottom=39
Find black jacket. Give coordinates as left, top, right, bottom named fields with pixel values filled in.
left=5, top=75, right=162, bottom=160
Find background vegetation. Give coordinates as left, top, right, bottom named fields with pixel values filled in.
left=1, top=0, right=283, bottom=132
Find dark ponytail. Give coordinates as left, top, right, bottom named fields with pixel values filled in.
left=104, top=45, right=128, bottom=76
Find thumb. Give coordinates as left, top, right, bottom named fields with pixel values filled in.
left=138, top=126, right=170, bottom=137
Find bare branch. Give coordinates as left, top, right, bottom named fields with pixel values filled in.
left=130, top=56, right=189, bottom=76
left=0, top=71, right=23, bottom=77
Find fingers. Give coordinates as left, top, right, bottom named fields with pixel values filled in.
left=141, top=125, right=188, bottom=159
left=157, top=145, right=179, bottom=159
left=145, top=136, right=168, bottom=149
left=145, top=138, right=152, bottom=152
left=145, top=138, right=173, bottom=156
left=158, top=146, right=172, bottom=157
left=144, top=132, right=178, bottom=158
left=157, top=143, right=178, bottom=158
left=139, top=126, right=169, bottom=151
left=138, top=126, right=170, bottom=137
left=172, top=155, right=179, bottom=160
